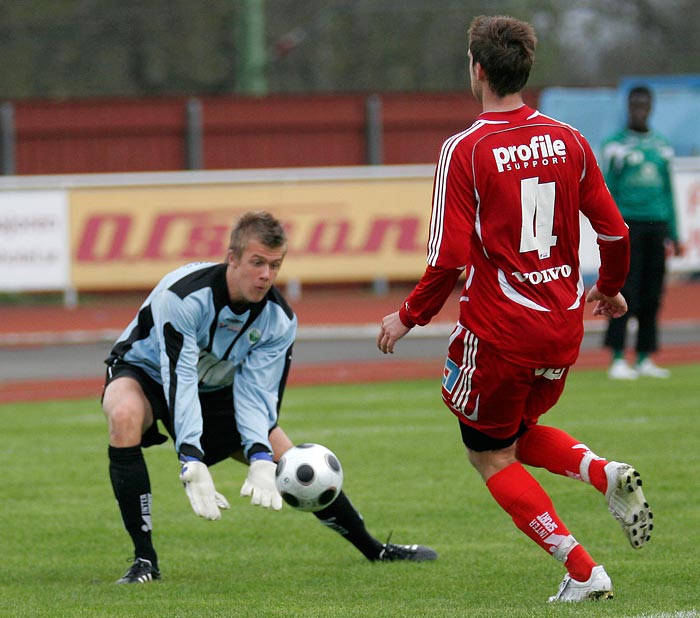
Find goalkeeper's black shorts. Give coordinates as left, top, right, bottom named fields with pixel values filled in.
left=104, top=358, right=255, bottom=466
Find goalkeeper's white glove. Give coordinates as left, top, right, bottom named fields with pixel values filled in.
left=179, top=456, right=230, bottom=520
left=240, top=454, right=283, bottom=511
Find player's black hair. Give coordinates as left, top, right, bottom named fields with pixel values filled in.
left=628, top=85, right=653, bottom=102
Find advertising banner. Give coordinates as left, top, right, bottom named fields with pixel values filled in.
left=0, top=189, right=70, bottom=291
left=69, top=175, right=433, bottom=290
left=7, top=160, right=697, bottom=294
left=671, top=158, right=700, bottom=272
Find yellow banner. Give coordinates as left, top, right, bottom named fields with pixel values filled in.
left=70, top=175, right=434, bottom=290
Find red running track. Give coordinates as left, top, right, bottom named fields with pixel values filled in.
left=1, top=281, right=698, bottom=403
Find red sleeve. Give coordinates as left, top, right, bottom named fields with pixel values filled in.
left=577, top=135, right=630, bottom=297
left=399, top=265, right=462, bottom=327
left=596, top=235, right=630, bottom=297
left=427, top=144, right=474, bottom=269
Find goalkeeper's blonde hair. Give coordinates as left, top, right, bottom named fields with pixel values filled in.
left=228, top=211, right=287, bottom=259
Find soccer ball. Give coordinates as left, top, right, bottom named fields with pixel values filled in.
left=275, top=443, right=343, bottom=512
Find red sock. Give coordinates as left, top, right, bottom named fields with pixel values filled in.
left=486, top=462, right=596, bottom=581
left=516, top=425, right=609, bottom=494
left=565, top=545, right=596, bottom=582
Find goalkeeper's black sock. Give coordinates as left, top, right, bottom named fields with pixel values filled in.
left=108, top=445, right=158, bottom=567
left=313, top=490, right=383, bottom=560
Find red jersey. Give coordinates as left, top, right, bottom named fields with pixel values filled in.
left=400, top=105, right=630, bottom=367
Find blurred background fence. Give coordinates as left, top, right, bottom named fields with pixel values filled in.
left=0, top=91, right=506, bottom=175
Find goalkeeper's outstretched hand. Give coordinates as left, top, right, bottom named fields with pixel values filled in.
left=240, top=459, right=283, bottom=510
left=179, top=457, right=230, bottom=520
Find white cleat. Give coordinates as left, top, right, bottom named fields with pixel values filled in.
left=548, top=565, right=613, bottom=602
left=605, top=462, right=653, bottom=548
left=636, top=358, right=670, bottom=379
left=608, top=359, right=638, bottom=380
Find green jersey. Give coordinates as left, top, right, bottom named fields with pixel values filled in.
left=601, top=128, right=678, bottom=241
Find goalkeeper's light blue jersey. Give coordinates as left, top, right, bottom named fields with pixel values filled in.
left=107, top=262, right=297, bottom=459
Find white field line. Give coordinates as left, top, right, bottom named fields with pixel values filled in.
left=630, top=609, right=700, bottom=618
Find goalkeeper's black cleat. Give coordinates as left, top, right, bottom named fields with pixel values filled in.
left=377, top=543, right=438, bottom=562
left=116, top=557, right=161, bottom=584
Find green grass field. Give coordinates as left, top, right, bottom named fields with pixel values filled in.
left=2, top=365, right=699, bottom=618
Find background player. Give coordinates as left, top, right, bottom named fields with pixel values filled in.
left=601, top=85, right=684, bottom=380
left=103, top=210, right=436, bottom=584
left=377, top=15, right=651, bottom=602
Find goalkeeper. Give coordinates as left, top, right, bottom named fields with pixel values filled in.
left=102, top=211, right=437, bottom=584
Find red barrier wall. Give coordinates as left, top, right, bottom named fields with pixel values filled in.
left=201, top=94, right=368, bottom=169
left=7, top=90, right=540, bottom=175
left=14, top=97, right=188, bottom=173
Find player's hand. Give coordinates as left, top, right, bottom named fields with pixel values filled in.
left=586, top=285, right=628, bottom=319
left=240, top=459, right=283, bottom=510
left=667, top=240, right=685, bottom=258
left=377, top=310, right=411, bottom=354
left=179, top=457, right=230, bottom=520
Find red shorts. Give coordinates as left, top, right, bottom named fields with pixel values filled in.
left=442, top=324, right=569, bottom=449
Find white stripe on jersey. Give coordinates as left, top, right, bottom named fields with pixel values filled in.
left=497, top=268, right=550, bottom=312
left=428, top=120, right=492, bottom=266
left=598, top=233, right=625, bottom=241
left=567, top=270, right=586, bottom=311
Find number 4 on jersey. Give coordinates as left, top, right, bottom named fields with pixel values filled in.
left=519, top=176, right=558, bottom=259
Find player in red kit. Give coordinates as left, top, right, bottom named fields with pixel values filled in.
left=377, top=15, right=653, bottom=602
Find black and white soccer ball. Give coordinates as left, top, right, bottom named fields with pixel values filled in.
left=275, top=443, right=343, bottom=512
